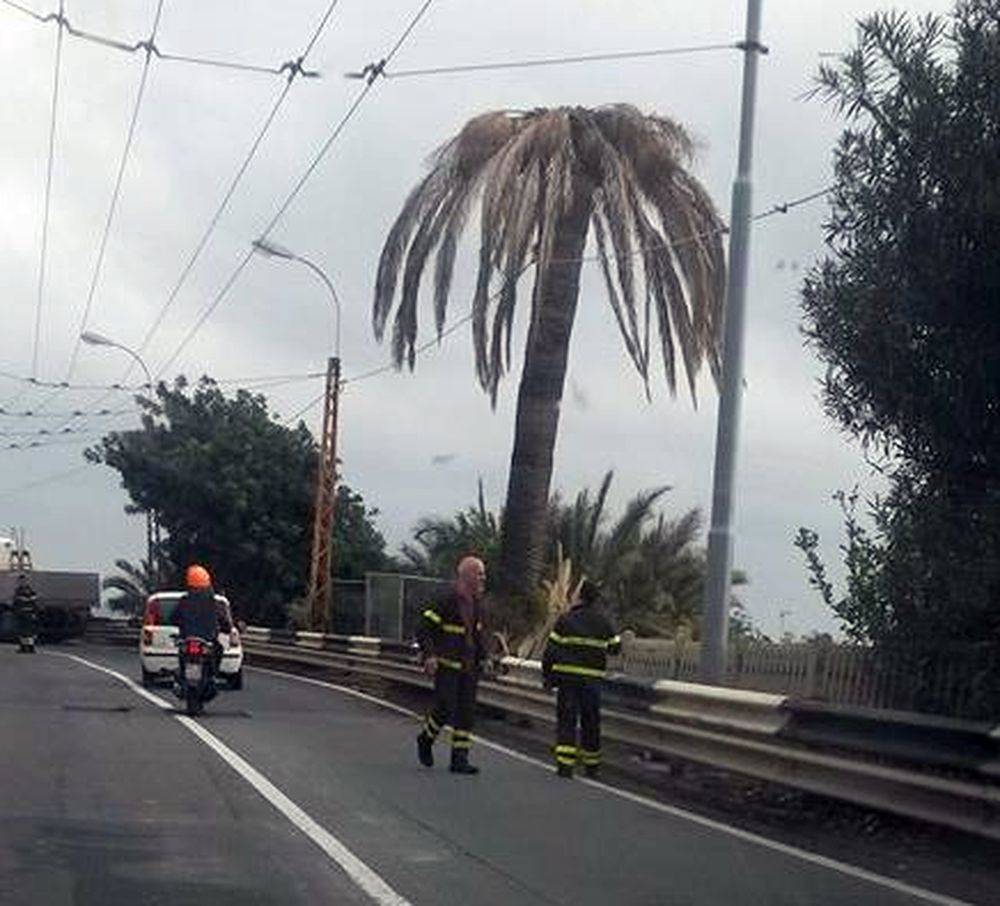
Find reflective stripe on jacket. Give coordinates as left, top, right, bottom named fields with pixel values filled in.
left=417, top=589, right=487, bottom=673
left=542, top=603, right=621, bottom=683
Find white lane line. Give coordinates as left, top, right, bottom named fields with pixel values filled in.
left=62, top=654, right=412, bottom=906
left=252, top=666, right=974, bottom=906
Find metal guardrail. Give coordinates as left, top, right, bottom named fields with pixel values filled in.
left=81, top=619, right=1000, bottom=840
left=83, top=617, right=137, bottom=646
left=238, top=627, right=1000, bottom=842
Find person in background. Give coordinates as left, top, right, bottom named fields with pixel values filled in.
left=12, top=574, right=39, bottom=648
left=542, top=580, right=621, bottom=778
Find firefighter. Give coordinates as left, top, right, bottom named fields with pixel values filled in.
left=415, top=556, right=488, bottom=775
left=12, top=574, right=39, bottom=651
left=542, top=580, right=621, bottom=778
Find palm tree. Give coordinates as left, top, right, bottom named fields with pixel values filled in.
left=374, top=105, right=726, bottom=598
left=103, top=558, right=157, bottom=616
left=400, top=479, right=501, bottom=578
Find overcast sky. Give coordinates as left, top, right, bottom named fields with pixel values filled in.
left=0, top=0, right=954, bottom=636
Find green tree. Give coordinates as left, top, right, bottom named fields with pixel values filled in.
left=89, top=378, right=389, bottom=626
left=374, top=105, right=726, bottom=600
left=405, top=472, right=746, bottom=642
left=799, top=1, right=1000, bottom=645
left=334, top=485, right=390, bottom=580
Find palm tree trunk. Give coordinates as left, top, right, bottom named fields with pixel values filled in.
left=499, top=189, right=592, bottom=598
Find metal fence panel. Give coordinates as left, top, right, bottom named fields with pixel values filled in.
left=361, top=573, right=452, bottom=640
left=330, top=580, right=366, bottom=636
left=402, top=575, right=452, bottom=641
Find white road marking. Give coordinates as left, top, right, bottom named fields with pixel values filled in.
left=252, top=666, right=974, bottom=906
left=62, top=654, right=412, bottom=906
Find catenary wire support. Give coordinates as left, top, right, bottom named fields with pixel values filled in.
left=1, top=1, right=324, bottom=78
left=151, top=0, right=438, bottom=380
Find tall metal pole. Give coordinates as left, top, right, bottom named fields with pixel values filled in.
left=700, top=0, right=766, bottom=684
left=80, top=331, right=158, bottom=589
left=116, top=343, right=159, bottom=588
left=308, top=356, right=340, bottom=632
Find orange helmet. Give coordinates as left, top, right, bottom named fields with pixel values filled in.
left=186, top=564, right=212, bottom=590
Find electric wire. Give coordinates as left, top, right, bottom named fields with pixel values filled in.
left=349, top=41, right=743, bottom=81
left=153, top=0, right=439, bottom=380
left=0, top=0, right=322, bottom=78
left=30, top=0, right=65, bottom=380
left=63, top=0, right=165, bottom=381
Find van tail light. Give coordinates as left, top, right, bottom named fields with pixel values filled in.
left=144, top=598, right=160, bottom=627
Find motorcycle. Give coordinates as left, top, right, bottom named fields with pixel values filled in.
left=174, top=636, right=217, bottom=716
left=15, top=610, right=37, bottom=654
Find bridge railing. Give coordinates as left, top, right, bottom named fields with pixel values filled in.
left=236, top=626, right=1000, bottom=843
left=79, top=618, right=1000, bottom=839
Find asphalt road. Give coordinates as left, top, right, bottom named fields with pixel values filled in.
left=0, top=644, right=979, bottom=906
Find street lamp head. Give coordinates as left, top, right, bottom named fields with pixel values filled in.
left=80, top=330, right=115, bottom=347
left=252, top=237, right=296, bottom=260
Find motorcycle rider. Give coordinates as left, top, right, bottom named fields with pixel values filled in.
left=171, top=565, right=231, bottom=680
left=12, top=574, right=39, bottom=650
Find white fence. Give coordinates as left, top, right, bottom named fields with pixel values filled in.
left=614, top=637, right=1000, bottom=719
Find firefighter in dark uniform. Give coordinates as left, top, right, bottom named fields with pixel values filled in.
left=542, top=580, right=621, bottom=778
left=416, top=556, right=488, bottom=775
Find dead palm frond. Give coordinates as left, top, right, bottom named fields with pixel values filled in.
left=374, top=105, right=726, bottom=405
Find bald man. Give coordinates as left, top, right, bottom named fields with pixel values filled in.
left=416, top=556, right=488, bottom=774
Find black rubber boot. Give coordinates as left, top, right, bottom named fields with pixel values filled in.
left=557, top=764, right=574, bottom=779
left=417, top=732, right=434, bottom=768
left=450, top=749, right=480, bottom=775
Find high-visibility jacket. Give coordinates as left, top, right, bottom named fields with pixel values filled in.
left=417, top=589, right=488, bottom=674
left=542, top=603, right=621, bottom=684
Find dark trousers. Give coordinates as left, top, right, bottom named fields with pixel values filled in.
left=424, top=668, right=477, bottom=752
left=555, top=682, right=601, bottom=767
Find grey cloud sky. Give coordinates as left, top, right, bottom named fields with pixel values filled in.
left=0, top=0, right=952, bottom=636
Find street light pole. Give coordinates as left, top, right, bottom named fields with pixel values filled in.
left=252, top=239, right=341, bottom=360
left=251, top=238, right=342, bottom=632
left=700, top=0, right=767, bottom=684
left=80, top=330, right=159, bottom=587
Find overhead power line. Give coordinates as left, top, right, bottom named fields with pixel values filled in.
left=283, top=389, right=326, bottom=423
left=752, top=186, right=832, bottom=219
left=0, top=368, right=147, bottom=392
left=30, top=0, right=65, bottom=380
left=348, top=41, right=744, bottom=82
left=0, top=0, right=322, bottom=79
left=0, top=363, right=322, bottom=393
left=37, top=1, right=339, bottom=434
left=0, top=463, right=91, bottom=499
left=153, top=0, right=439, bottom=380
left=106, top=0, right=343, bottom=390
left=0, top=405, right=137, bottom=419
left=0, top=424, right=90, bottom=438
left=63, top=0, right=165, bottom=381
left=1, top=433, right=105, bottom=452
